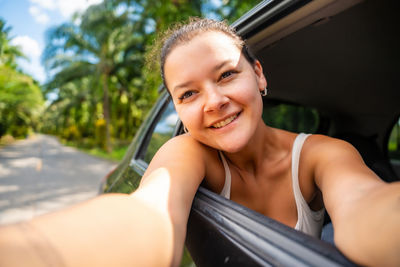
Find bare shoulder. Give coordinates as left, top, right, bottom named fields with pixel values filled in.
left=304, top=134, right=368, bottom=170
left=164, top=133, right=210, bottom=153
left=304, top=134, right=382, bottom=184
left=147, top=134, right=211, bottom=169
left=303, top=134, right=385, bottom=214
left=142, top=134, right=215, bottom=186
left=305, top=134, right=355, bottom=153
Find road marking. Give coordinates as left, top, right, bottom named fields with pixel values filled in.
left=36, top=159, right=42, bottom=171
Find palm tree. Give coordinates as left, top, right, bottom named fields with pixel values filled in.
left=0, top=18, right=25, bottom=68
left=43, top=3, right=143, bottom=152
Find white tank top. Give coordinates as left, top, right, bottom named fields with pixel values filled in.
left=219, top=133, right=325, bottom=238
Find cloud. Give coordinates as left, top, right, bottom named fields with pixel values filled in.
left=29, top=0, right=56, bottom=10
left=28, top=0, right=103, bottom=19
left=10, top=36, right=46, bottom=83
left=29, top=5, right=50, bottom=24
left=17, top=58, right=46, bottom=83
left=56, top=0, right=103, bottom=18
left=11, top=36, right=41, bottom=58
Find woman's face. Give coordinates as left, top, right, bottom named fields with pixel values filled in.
left=164, top=31, right=267, bottom=153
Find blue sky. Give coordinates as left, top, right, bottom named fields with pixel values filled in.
left=0, top=0, right=102, bottom=83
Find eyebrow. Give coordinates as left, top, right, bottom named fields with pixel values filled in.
left=172, top=60, right=232, bottom=93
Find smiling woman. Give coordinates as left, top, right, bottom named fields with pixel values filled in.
left=165, top=30, right=266, bottom=153
left=0, top=13, right=400, bottom=267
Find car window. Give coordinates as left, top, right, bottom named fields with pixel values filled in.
left=262, top=101, right=320, bottom=133
left=143, top=100, right=178, bottom=163
left=388, top=117, right=400, bottom=178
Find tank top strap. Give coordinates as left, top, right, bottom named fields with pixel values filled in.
left=292, top=133, right=324, bottom=236
left=291, top=133, right=311, bottom=193
left=218, top=151, right=231, bottom=199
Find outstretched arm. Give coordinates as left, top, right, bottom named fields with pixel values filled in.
left=0, top=135, right=207, bottom=267
left=0, top=193, right=174, bottom=267
left=311, top=136, right=400, bottom=266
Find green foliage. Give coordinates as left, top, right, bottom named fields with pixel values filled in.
left=0, top=65, right=44, bottom=137
left=63, top=138, right=129, bottom=162
left=388, top=118, right=400, bottom=160
left=263, top=102, right=319, bottom=134
left=0, top=18, right=43, bottom=138
left=63, top=125, right=81, bottom=141
left=0, top=134, right=15, bottom=147
left=41, top=1, right=159, bottom=152
left=86, top=145, right=128, bottom=162
left=0, top=18, right=26, bottom=68
left=214, top=0, right=262, bottom=22
left=95, top=118, right=108, bottom=149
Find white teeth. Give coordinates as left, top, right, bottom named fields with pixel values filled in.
left=212, top=114, right=238, bottom=128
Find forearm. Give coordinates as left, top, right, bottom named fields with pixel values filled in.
left=334, top=182, right=400, bottom=267
left=0, top=193, right=174, bottom=267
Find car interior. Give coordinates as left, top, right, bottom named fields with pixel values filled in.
left=241, top=0, right=399, bottom=183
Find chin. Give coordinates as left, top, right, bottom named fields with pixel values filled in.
left=198, top=127, right=254, bottom=153
left=216, top=137, right=249, bottom=154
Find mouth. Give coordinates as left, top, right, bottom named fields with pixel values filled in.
left=210, top=112, right=241, bottom=129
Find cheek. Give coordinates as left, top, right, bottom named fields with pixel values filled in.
left=176, top=104, right=203, bottom=128
left=233, top=76, right=262, bottom=105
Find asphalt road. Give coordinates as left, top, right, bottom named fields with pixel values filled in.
left=0, top=134, right=117, bottom=225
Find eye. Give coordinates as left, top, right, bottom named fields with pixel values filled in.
left=178, top=90, right=195, bottom=100
left=220, top=70, right=236, bottom=81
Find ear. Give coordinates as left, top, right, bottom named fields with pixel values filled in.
left=253, top=60, right=267, bottom=92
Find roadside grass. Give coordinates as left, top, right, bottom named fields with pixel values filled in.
left=81, top=145, right=128, bottom=162
left=61, top=139, right=129, bottom=162
left=0, top=135, right=15, bottom=147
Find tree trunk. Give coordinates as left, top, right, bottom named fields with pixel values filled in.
left=103, top=73, right=111, bottom=153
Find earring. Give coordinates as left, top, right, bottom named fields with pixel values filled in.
left=183, top=125, right=188, bottom=133
left=261, top=87, right=268, bottom=96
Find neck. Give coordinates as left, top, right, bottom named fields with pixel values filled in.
left=223, top=121, right=280, bottom=176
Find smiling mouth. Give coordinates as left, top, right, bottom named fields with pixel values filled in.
left=210, top=112, right=240, bottom=129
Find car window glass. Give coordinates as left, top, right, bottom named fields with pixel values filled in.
left=388, top=117, right=400, bottom=177
left=143, top=100, right=178, bottom=163
left=262, top=101, right=319, bottom=133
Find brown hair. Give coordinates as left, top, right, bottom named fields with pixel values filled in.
left=154, top=17, right=257, bottom=91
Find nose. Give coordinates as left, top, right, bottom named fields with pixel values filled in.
left=203, top=85, right=229, bottom=113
